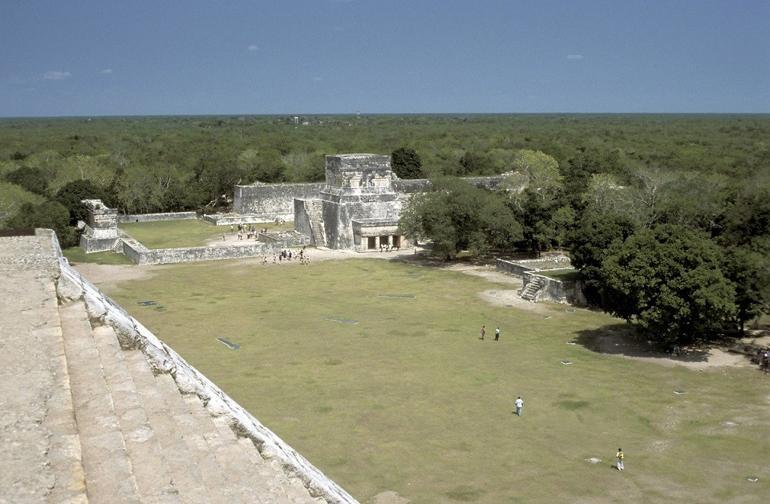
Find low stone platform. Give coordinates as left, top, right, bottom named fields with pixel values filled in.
left=0, top=233, right=354, bottom=503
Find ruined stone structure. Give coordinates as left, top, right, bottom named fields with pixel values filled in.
left=79, top=199, right=119, bottom=253
left=77, top=200, right=310, bottom=265
left=294, top=154, right=409, bottom=251
left=231, top=163, right=508, bottom=241
left=496, top=256, right=586, bottom=305
left=231, top=182, right=326, bottom=222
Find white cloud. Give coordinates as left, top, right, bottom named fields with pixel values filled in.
left=100, top=68, right=113, bottom=74
left=43, top=71, right=71, bottom=80
left=566, top=54, right=584, bottom=60
left=247, top=44, right=258, bottom=51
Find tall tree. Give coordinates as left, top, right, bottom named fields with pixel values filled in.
left=505, top=150, right=565, bottom=255
left=4, top=166, right=49, bottom=196
left=5, top=201, right=77, bottom=247
left=400, top=178, right=522, bottom=260
left=54, top=179, right=109, bottom=225
left=601, top=224, right=735, bottom=347
left=721, top=247, right=770, bottom=334
left=569, top=212, right=636, bottom=304
left=391, top=147, right=424, bottom=179
left=458, top=151, right=494, bottom=176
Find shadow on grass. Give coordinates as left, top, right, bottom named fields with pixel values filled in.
left=572, top=323, right=710, bottom=363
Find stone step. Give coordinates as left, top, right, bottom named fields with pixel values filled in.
left=177, top=381, right=319, bottom=503
left=150, top=373, right=252, bottom=503
left=0, top=271, right=86, bottom=504
left=58, top=301, right=142, bottom=503
left=43, top=283, right=87, bottom=504
left=122, top=350, right=221, bottom=504
left=91, top=325, right=181, bottom=503
left=154, top=375, right=288, bottom=503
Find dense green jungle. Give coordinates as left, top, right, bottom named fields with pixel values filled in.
left=1, top=114, right=768, bottom=215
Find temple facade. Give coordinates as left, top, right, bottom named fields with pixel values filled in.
left=294, top=154, right=409, bottom=251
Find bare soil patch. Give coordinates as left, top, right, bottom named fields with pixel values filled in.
left=68, top=263, right=159, bottom=290
left=574, top=324, right=756, bottom=370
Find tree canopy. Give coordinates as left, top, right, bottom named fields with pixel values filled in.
left=400, top=178, right=522, bottom=259
left=601, top=224, right=736, bottom=346
left=391, top=147, right=424, bottom=179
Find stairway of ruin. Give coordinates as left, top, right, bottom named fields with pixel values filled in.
left=0, top=234, right=334, bottom=503
left=520, top=276, right=545, bottom=301
left=304, top=200, right=326, bottom=247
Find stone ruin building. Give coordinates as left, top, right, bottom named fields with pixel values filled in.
left=294, top=154, right=409, bottom=251
left=79, top=198, right=119, bottom=253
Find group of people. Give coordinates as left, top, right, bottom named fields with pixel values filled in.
left=478, top=323, right=628, bottom=472
left=261, top=246, right=310, bottom=265
left=379, top=243, right=400, bottom=252
left=479, top=324, right=501, bottom=341
left=230, top=224, right=270, bottom=241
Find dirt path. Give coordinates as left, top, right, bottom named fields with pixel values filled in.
left=68, top=262, right=159, bottom=291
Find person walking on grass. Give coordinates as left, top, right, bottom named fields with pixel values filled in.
left=514, top=396, right=523, bottom=416
left=616, top=448, right=624, bottom=471
left=480, top=325, right=486, bottom=340
left=495, top=326, right=500, bottom=341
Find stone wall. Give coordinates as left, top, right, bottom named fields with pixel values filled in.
left=391, top=178, right=432, bottom=194
left=496, top=256, right=573, bottom=277
left=118, top=212, right=197, bottom=223
left=233, top=182, right=325, bottom=218
left=521, top=272, right=587, bottom=306
left=391, top=175, right=505, bottom=194
left=201, top=213, right=283, bottom=226
left=120, top=235, right=271, bottom=265
left=79, top=234, right=120, bottom=253
left=496, top=258, right=537, bottom=277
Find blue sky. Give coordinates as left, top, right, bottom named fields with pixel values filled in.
left=1, top=0, right=768, bottom=116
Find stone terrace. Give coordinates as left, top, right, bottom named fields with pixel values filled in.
left=0, top=234, right=350, bottom=503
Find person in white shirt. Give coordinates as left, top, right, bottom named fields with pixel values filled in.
left=514, top=396, right=524, bottom=416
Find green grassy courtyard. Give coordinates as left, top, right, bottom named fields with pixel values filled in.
left=103, top=258, right=769, bottom=503
left=119, top=219, right=293, bottom=249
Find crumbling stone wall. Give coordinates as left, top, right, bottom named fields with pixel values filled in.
left=120, top=235, right=272, bottom=265
left=118, top=212, right=197, bottom=223
left=521, top=272, right=587, bottom=306
left=233, top=182, right=325, bottom=218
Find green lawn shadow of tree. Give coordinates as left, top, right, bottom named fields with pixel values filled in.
left=572, top=323, right=710, bottom=363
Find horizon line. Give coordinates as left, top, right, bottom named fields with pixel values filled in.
left=2, top=111, right=769, bottom=120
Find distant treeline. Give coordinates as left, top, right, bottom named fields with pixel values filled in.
left=1, top=112, right=767, bottom=226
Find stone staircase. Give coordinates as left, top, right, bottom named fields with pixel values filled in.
left=520, top=275, right=545, bottom=301
left=303, top=200, right=326, bottom=247
left=58, top=299, right=322, bottom=503
left=1, top=234, right=351, bottom=503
